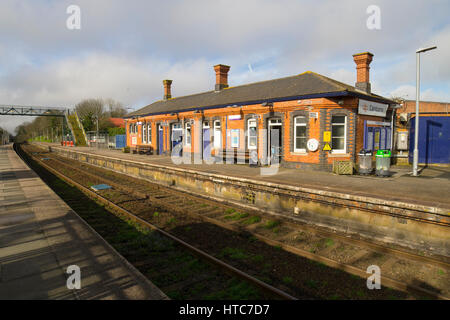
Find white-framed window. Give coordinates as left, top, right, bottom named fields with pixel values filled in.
left=269, top=119, right=282, bottom=126
left=185, top=122, right=191, bottom=146
left=213, top=120, right=221, bottom=149
left=294, top=116, right=307, bottom=152
left=129, top=123, right=133, bottom=134
left=247, top=119, right=257, bottom=150
left=331, top=115, right=347, bottom=153
left=147, top=123, right=152, bottom=144
left=143, top=122, right=147, bottom=143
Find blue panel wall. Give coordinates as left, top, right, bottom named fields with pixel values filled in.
left=115, top=135, right=126, bottom=149
left=409, top=116, right=450, bottom=164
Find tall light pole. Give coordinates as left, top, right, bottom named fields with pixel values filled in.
left=413, top=45, right=437, bottom=176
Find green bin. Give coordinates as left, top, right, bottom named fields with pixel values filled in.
left=375, top=149, right=391, bottom=177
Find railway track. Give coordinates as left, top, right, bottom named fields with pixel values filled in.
left=19, top=143, right=450, bottom=299
left=15, top=143, right=296, bottom=300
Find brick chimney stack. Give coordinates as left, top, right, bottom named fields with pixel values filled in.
left=163, top=79, right=172, bottom=100
left=352, top=52, right=374, bottom=94
left=214, top=64, right=230, bottom=91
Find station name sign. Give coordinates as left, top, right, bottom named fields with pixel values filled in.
left=358, top=99, right=388, bottom=117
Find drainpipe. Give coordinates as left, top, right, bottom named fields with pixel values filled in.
left=390, top=107, right=394, bottom=151
left=225, top=115, right=228, bottom=150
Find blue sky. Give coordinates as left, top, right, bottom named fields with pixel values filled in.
left=0, top=0, right=449, bottom=133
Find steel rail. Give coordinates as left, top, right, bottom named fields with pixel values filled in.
left=17, top=144, right=297, bottom=301
left=31, top=148, right=450, bottom=300
left=46, top=153, right=450, bottom=271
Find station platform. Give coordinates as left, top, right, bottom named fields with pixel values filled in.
left=0, top=144, right=168, bottom=300
left=37, top=143, right=450, bottom=211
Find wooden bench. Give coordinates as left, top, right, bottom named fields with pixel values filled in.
left=131, top=145, right=153, bottom=155
left=218, top=149, right=252, bottom=164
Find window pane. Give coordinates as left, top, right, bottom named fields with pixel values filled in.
left=296, top=125, right=306, bottom=138
left=296, top=137, right=306, bottom=150
left=332, top=125, right=345, bottom=137
left=332, top=116, right=345, bottom=124
left=214, top=128, right=221, bottom=148
left=332, top=137, right=344, bottom=150
left=249, top=137, right=257, bottom=147
left=295, top=116, right=306, bottom=124
left=249, top=126, right=257, bottom=137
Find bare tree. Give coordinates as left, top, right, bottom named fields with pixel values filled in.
left=104, top=98, right=127, bottom=117
left=75, top=99, right=104, bottom=132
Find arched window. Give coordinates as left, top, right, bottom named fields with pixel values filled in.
left=247, top=119, right=257, bottom=150
left=185, top=122, right=191, bottom=146
left=143, top=122, right=147, bottom=143
left=331, top=115, right=346, bottom=153
left=294, top=116, right=307, bottom=152
left=213, top=120, right=221, bottom=149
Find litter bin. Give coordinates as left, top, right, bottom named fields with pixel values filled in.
left=375, top=149, right=391, bottom=177
left=358, top=149, right=373, bottom=174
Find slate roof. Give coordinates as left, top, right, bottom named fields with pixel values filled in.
left=126, top=71, right=395, bottom=118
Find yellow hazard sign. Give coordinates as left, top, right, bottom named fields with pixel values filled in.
left=323, top=131, right=331, bottom=142
left=323, top=142, right=332, bottom=151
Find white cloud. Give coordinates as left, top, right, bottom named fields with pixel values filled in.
left=1, top=0, right=450, bottom=133
left=389, top=84, right=450, bottom=102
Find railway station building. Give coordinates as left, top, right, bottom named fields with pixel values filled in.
left=125, top=52, right=397, bottom=171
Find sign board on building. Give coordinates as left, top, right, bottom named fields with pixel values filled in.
left=228, top=115, right=241, bottom=121
left=230, top=129, right=240, bottom=147
left=131, top=136, right=137, bottom=145
left=323, top=131, right=331, bottom=142
left=309, top=112, right=318, bottom=119
left=323, top=143, right=332, bottom=151
left=358, top=99, right=388, bottom=117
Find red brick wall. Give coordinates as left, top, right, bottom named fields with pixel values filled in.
left=126, top=96, right=388, bottom=169
left=398, top=100, right=449, bottom=115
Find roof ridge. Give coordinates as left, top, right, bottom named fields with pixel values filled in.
left=127, top=70, right=395, bottom=118
left=310, top=72, right=354, bottom=90
left=136, top=72, right=308, bottom=111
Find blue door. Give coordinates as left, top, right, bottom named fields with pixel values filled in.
left=409, top=116, right=450, bottom=164
left=203, top=126, right=211, bottom=161
left=158, top=125, right=164, bottom=155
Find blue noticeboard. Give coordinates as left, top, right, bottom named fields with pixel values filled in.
left=363, top=121, right=391, bottom=152
left=409, top=116, right=450, bottom=164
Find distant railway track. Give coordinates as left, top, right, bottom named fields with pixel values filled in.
left=18, top=143, right=450, bottom=300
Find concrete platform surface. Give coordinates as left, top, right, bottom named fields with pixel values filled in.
left=39, top=143, right=450, bottom=211
left=0, top=145, right=168, bottom=300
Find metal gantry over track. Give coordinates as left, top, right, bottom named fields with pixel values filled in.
left=0, top=104, right=67, bottom=117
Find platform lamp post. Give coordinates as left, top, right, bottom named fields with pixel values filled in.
left=413, top=45, right=437, bottom=176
